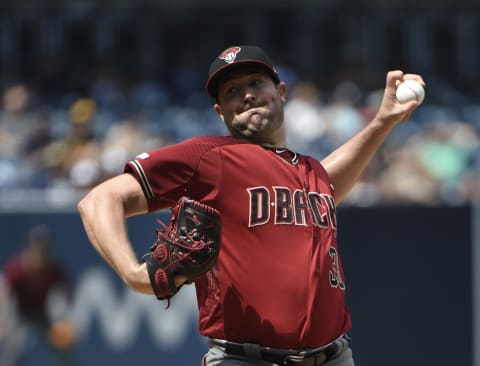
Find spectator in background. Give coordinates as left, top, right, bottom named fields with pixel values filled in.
left=42, top=98, right=102, bottom=189
left=0, top=84, right=36, bottom=188
left=378, top=140, right=438, bottom=204
left=0, top=224, right=77, bottom=366
left=0, top=84, right=35, bottom=157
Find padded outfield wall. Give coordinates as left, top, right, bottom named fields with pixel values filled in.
left=0, top=205, right=473, bottom=366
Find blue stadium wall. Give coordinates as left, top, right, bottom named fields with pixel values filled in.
left=0, top=205, right=473, bottom=366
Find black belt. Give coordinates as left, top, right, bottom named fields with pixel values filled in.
left=209, top=334, right=351, bottom=365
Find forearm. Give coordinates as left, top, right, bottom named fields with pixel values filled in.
left=79, top=200, right=119, bottom=272
left=79, top=190, right=132, bottom=273
left=77, top=178, right=153, bottom=294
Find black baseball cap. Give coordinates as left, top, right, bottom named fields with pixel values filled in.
left=206, top=45, right=280, bottom=98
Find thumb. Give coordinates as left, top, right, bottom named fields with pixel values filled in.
left=400, top=100, right=420, bottom=121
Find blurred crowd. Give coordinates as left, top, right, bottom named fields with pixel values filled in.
left=0, top=66, right=479, bottom=207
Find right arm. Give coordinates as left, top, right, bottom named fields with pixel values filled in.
left=321, top=71, right=424, bottom=203
left=77, top=173, right=153, bottom=294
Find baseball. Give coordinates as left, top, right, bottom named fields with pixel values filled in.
left=395, top=79, right=425, bottom=104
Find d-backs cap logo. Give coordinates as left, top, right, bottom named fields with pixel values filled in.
left=219, top=47, right=241, bottom=64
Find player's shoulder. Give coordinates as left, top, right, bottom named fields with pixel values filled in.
left=301, top=153, right=322, bottom=164
left=130, top=136, right=250, bottom=165
left=298, top=152, right=329, bottom=174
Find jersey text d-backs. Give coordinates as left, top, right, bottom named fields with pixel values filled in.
left=124, top=136, right=351, bottom=349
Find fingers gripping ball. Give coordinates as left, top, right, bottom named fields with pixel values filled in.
left=395, top=79, right=425, bottom=104
left=143, top=197, right=221, bottom=305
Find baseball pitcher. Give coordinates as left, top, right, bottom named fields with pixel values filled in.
left=78, top=45, right=424, bottom=366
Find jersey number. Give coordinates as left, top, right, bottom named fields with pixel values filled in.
left=329, top=247, right=345, bottom=290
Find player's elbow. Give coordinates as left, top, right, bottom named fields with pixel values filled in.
left=77, top=189, right=98, bottom=223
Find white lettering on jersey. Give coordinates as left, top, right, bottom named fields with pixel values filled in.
left=247, top=186, right=337, bottom=230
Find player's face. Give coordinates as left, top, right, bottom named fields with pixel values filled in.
left=214, top=67, right=287, bottom=146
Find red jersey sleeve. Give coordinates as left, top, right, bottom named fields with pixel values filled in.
left=124, top=136, right=231, bottom=212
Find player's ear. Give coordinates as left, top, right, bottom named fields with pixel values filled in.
left=277, top=81, right=287, bottom=103
left=213, top=104, right=225, bottom=122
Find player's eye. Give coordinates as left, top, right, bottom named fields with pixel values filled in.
left=226, top=86, right=239, bottom=96
left=249, top=79, right=263, bottom=88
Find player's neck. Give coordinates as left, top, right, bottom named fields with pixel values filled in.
left=246, top=127, right=287, bottom=149
left=227, top=134, right=286, bottom=148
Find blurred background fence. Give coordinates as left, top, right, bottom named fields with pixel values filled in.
left=0, top=206, right=476, bottom=366
left=0, top=1, right=479, bottom=365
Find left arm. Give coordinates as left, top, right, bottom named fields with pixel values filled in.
left=321, top=70, right=425, bottom=203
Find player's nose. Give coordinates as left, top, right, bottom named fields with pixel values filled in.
left=243, top=88, right=257, bottom=105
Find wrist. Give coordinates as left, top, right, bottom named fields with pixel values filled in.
left=174, top=275, right=188, bottom=288
left=369, top=115, right=398, bottom=133
left=123, top=263, right=153, bottom=294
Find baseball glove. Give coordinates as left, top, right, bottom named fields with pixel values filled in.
left=143, top=197, right=221, bottom=305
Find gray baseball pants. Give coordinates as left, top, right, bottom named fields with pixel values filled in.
left=202, top=345, right=355, bottom=366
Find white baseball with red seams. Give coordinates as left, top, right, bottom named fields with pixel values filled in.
left=395, top=79, right=425, bottom=104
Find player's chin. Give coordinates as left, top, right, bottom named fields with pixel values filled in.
left=247, top=120, right=269, bottom=133
left=245, top=127, right=279, bottom=144
left=232, top=121, right=265, bottom=135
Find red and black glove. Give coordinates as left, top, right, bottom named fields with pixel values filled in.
left=143, top=197, right=221, bottom=305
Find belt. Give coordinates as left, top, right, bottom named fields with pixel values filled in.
left=209, top=334, right=351, bottom=365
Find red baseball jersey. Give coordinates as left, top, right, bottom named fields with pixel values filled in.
left=125, top=135, right=351, bottom=349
